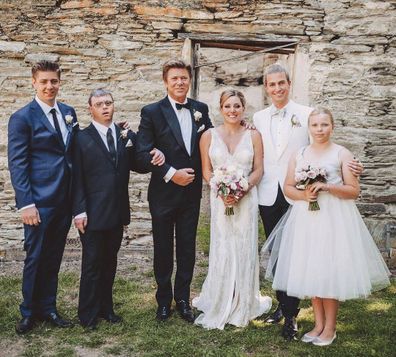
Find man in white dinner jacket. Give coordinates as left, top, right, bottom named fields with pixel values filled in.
left=253, top=63, right=312, bottom=340
left=254, top=64, right=362, bottom=340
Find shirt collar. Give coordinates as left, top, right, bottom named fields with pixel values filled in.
left=270, top=100, right=291, bottom=116
left=35, top=95, right=61, bottom=116
left=168, top=95, right=188, bottom=112
left=91, top=120, right=116, bottom=136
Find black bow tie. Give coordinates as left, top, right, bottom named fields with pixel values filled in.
left=175, top=102, right=191, bottom=110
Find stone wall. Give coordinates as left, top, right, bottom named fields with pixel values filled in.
left=0, top=0, right=395, bottom=266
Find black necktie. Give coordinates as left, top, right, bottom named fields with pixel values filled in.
left=49, top=108, right=64, bottom=144
left=106, top=128, right=117, bottom=165
left=175, top=102, right=191, bottom=110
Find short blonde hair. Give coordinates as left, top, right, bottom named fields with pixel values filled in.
left=219, top=89, right=246, bottom=109
left=308, top=107, right=335, bottom=127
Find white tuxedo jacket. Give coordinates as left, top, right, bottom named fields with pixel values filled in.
left=253, top=100, right=312, bottom=206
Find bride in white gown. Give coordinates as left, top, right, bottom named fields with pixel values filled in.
left=192, top=90, right=271, bottom=330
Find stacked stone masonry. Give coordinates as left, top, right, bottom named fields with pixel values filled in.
left=0, top=0, right=395, bottom=267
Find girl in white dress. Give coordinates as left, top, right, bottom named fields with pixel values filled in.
left=192, top=90, right=271, bottom=330
left=263, top=108, right=390, bottom=345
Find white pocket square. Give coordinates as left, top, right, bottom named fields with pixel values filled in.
left=197, top=124, right=205, bottom=133
left=125, top=139, right=133, bottom=147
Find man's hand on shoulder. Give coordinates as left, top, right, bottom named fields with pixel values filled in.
left=171, top=168, right=195, bottom=186
left=74, top=217, right=88, bottom=234
left=21, top=206, right=41, bottom=226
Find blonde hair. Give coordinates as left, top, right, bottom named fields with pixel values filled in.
left=219, top=89, right=246, bottom=109
left=308, top=107, right=335, bottom=127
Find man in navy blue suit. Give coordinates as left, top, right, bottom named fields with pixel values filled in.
left=8, top=60, right=77, bottom=334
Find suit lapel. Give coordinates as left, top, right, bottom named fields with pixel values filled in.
left=160, top=97, right=190, bottom=156
left=58, top=103, right=72, bottom=149
left=87, top=124, right=116, bottom=167
left=32, top=100, right=65, bottom=148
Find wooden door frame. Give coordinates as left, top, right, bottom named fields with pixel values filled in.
left=178, top=33, right=299, bottom=99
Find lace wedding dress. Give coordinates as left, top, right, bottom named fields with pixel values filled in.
left=263, top=144, right=390, bottom=301
left=192, top=128, right=271, bottom=330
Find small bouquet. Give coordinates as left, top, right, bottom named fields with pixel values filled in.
left=295, top=164, right=327, bottom=211
left=210, top=165, right=249, bottom=215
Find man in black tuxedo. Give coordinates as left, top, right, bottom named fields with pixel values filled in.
left=136, top=59, right=212, bottom=322
left=8, top=60, right=76, bottom=334
left=72, top=89, right=164, bottom=329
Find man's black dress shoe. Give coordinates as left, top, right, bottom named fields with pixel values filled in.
left=281, top=316, right=298, bottom=341
left=43, top=312, right=73, bottom=328
left=156, top=306, right=171, bottom=321
left=176, top=300, right=195, bottom=323
left=265, top=304, right=283, bottom=324
left=100, top=313, right=122, bottom=324
left=15, top=317, right=35, bottom=334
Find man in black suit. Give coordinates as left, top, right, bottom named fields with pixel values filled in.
left=136, top=59, right=212, bottom=322
left=8, top=60, right=75, bottom=334
left=72, top=89, right=164, bottom=329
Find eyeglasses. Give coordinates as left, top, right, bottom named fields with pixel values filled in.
left=93, top=100, right=114, bottom=108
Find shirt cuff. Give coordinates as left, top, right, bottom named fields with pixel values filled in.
left=19, top=204, right=35, bottom=211
left=74, top=212, right=87, bottom=219
left=164, top=167, right=176, bottom=183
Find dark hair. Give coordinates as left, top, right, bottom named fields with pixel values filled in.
left=162, top=59, right=192, bottom=81
left=220, top=89, right=246, bottom=109
left=31, top=60, right=61, bottom=79
left=88, top=88, right=114, bottom=106
left=264, top=64, right=290, bottom=86
left=308, top=107, right=335, bottom=127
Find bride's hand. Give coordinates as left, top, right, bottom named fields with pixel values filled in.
left=310, top=182, right=327, bottom=194
left=222, top=195, right=239, bottom=206
left=303, top=186, right=318, bottom=202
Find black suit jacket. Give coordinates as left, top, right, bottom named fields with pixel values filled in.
left=72, top=123, right=137, bottom=231
left=136, top=96, right=212, bottom=207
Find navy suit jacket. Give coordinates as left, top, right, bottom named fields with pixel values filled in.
left=8, top=99, right=78, bottom=209
left=136, top=96, right=212, bottom=207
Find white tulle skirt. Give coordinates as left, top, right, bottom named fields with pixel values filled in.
left=262, top=193, right=391, bottom=301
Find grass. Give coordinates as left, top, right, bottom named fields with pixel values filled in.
left=0, top=220, right=395, bottom=357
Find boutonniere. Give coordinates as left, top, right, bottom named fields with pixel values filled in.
left=291, top=115, right=302, bottom=128
left=65, top=114, right=73, bottom=125
left=193, top=109, right=202, bottom=122
left=120, top=129, right=129, bottom=140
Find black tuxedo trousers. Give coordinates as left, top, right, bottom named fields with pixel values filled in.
left=150, top=199, right=201, bottom=307
left=259, top=185, right=299, bottom=317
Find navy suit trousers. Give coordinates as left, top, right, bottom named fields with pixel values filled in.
left=20, top=205, right=71, bottom=317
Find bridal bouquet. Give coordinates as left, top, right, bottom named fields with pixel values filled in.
left=210, top=165, right=249, bottom=215
left=295, top=164, right=327, bottom=211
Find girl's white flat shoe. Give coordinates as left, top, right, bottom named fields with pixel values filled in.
left=301, top=333, right=318, bottom=343
left=312, top=333, right=337, bottom=346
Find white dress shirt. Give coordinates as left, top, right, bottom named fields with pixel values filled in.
left=270, top=102, right=292, bottom=156
left=91, top=120, right=117, bottom=151
left=163, top=95, right=193, bottom=182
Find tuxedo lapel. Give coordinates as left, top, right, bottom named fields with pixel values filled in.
left=160, top=97, right=189, bottom=156
left=189, top=99, right=198, bottom=155
left=86, top=124, right=116, bottom=167
left=263, top=112, right=277, bottom=158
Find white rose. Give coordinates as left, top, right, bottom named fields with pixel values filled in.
left=193, top=110, right=202, bottom=121
left=65, top=115, right=73, bottom=125
left=240, top=178, right=249, bottom=191
left=120, top=129, right=129, bottom=139
left=307, top=170, right=316, bottom=179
